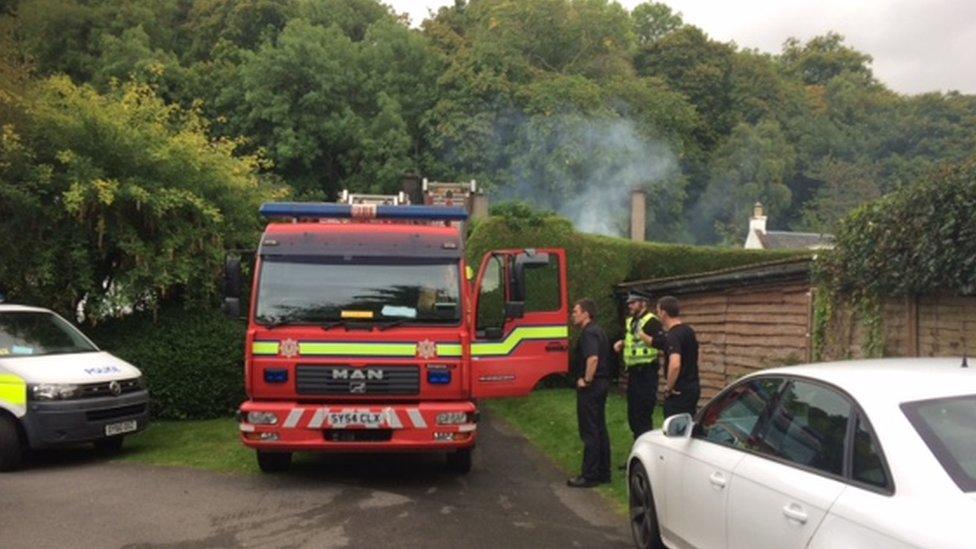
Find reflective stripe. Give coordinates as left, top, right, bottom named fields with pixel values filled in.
left=283, top=408, right=305, bottom=428
left=299, top=342, right=416, bottom=357
left=308, top=407, right=329, bottom=429
left=436, top=343, right=463, bottom=357
left=385, top=408, right=403, bottom=429
left=0, top=373, right=27, bottom=416
left=252, top=341, right=279, bottom=355
left=406, top=408, right=426, bottom=428
left=624, top=313, right=658, bottom=368
left=469, top=326, right=569, bottom=357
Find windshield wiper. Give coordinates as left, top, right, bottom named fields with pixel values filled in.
left=376, top=320, right=406, bottom=331
left=320, top=321, right=346, bottom=331
left=257, top=314, right=298, bottom=329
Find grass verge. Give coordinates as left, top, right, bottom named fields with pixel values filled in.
left=114, top=418, right=255, bottom=474
left=485, top=387, right=663, bottom=514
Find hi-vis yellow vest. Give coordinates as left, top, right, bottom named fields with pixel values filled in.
left=624, top=312, right=659, bottom=368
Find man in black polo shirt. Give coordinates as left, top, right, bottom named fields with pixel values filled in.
left=657, top=295, right=701, bottom=417
left=567, top=298, right=611, bottom=488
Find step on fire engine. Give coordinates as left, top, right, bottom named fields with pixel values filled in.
left=223, top=196, right=569, bottom=473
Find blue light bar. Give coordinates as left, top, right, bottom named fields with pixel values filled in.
left=264, top=368, right=288, bottom=384
left=259, top=202, right=468, bottom=222
left=427, top=370, right=452, bottom=385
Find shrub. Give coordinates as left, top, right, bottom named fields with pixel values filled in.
left=90, top=305, right=245, bottom=419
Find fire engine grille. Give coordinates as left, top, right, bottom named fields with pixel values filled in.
left=296, top=365, right=420, bottom=396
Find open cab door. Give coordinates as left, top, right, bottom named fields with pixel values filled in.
left=470, top=248, right=569, bottom=398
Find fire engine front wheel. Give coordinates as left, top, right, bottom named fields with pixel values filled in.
left=256, top=450, right=292, bottom=473
left=0, top=414, right=24, bottom=472
left=446, top=448, right=472, bottom=474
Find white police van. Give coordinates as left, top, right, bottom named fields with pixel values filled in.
left=0, top=304, right=150, bottom=471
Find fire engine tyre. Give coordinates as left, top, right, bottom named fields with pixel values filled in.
left=256, top=451, right=292, bottom=473
left=629, top=461, right=664, bottom=549
left=446, top=448, right=472, bottom=474
left=93, top=436, right=125, bottom=456
left=0, top=414, right=24, bottom=472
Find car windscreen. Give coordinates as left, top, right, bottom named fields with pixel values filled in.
left=255, top=258, right=461, bottom=325
left=0, top=311, right=99, bottom=358
left=902, top=394, right=976, bottom=492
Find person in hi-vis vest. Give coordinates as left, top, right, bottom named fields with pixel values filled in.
left=613, top=291, right=666, bottom=467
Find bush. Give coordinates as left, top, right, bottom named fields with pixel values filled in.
left=817, top=158, right=976, bottom=297
left=467, top=214, right=801, bottom=342
left=90, top=306, right=246, bottom=419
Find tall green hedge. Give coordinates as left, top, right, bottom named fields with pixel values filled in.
left=90, top=306, right=245, bottom=420
left=467, top=213, right=801, bottom=341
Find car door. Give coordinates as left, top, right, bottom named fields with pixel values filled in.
left=661, top=377, right=785, bottom=549
left=469, top=249, right=569, bottom=398
left=727, top=379, right=851, bottom=549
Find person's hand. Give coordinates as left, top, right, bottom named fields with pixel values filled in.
left=613, top=340, right=623, bottom=353
left=577, top=378, right=588, bottom=389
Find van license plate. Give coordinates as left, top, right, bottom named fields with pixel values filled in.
left=105, top=420, right=137, bottom=436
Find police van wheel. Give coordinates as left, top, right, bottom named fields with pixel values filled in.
left=446, top=448, right=472, bottom=474
left=94, top=436, right=124, bottom=456
left=257, top=451, right=292, bottom=473
left=0, top=414, right=24, bottom=472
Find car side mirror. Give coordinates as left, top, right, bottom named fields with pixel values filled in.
left=504, top=301, right=524, bottom=319
left=663, top=413, right=693, bottom=438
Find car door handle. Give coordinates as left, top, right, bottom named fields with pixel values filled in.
left=708, top=472, right=726, bottom=489
left=545, top=341, right=567, bottom=352
left=782, top=504, right=808, bottom=524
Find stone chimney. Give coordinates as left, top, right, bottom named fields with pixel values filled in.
left=630, top=189, right=646, bottom=242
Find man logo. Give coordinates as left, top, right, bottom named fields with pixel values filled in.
left=331, top=369, right=383, bottom=380
left=349, top=381, right=367, bottom=394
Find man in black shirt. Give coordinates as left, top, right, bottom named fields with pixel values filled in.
left=567, top=298, right=611, bottom=488
left=657, top=296, right=701, bottom=418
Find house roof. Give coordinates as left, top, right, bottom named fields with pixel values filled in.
left=617, top=256, right=813, bottom=297
left=757, top=230, right=833, bottom=250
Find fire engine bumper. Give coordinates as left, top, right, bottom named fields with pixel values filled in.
left=237, top=401, right=477, bottom=452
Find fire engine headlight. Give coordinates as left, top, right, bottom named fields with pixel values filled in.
left=436, top=412, right=469, bottom=425
left=29, top=383, right=81, bottom=401
left=246, top=411, right=279, bottom=425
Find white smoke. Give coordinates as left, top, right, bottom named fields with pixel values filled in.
left=493, top=114, right=681, bottom=237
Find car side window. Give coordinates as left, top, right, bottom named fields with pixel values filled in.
left=695, top=378, right=784, bottom=450
left=756, top=380, right=852, bottom=476
left=852, top=413, right=889, bottom=489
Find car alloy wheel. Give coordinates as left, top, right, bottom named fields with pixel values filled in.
left=629, top=461, right=663, bottom=549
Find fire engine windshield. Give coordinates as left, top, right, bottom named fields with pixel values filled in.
left=255, top=259, right=461, bottom=325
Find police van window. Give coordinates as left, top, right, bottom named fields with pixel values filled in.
left=476, top=255, right=506, bottom=332
left=524, top=255, right=561, bottom=313
left=0, top=312, right=98, bottom=358
left=755, top=380, right=852, bottom=476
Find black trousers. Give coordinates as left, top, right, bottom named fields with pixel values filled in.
left=626, top=365, right=658, bottom=439
left=576, top=378, right=611, bottom=481
left=663, top=384, right=701, bottom=418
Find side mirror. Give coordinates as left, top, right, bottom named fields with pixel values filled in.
left=663, top=413, right=693, bottom=438
left=504, top=301, right=525, bottom=319
left=221, top=297, right=241, bottom=319
left=223, top=256, right=243, bottom=299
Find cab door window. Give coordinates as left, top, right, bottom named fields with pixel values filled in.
left=695, top=378, right=784, bottom=450
left=475, top=255, right=506, bottom=333
left=523, top=254, right=560, bottom=312
left=755, top=380, right=852, bottom=476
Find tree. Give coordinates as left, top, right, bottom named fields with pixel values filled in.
left=780, top=32, right=873, bottom=86
left=631, top=2, right=683, bottom=46
left=0, top=77, right=276, bottom=319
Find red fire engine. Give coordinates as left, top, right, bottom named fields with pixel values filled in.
left=223, top=201, right=569, bottom=473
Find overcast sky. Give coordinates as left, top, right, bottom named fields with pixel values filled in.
left=387, top=0, right=976, bottom=95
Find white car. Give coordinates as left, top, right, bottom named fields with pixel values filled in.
left=0, top=304, right=150, bottom=470
left=627, top=358, right=975, bottom=549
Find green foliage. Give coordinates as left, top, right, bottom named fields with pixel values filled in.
left=817, top=158, right=976, bottom=297
left=0, top=76, right=276, bottom=318
left=90, top=306, right=246, bottom=420
left=468, top=215, right=801, bottom=341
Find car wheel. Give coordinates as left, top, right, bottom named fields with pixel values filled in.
left=93, top=436, right=125, bottom=456
left=446, top=448, right=472, bottom=474
left=256, top=451, right=292, bottom=473
left=0, top=414, right=24, bottom=472
left=629, top=461, right=664, bottom=549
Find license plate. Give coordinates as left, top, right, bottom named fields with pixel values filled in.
left=105, top=420, right=137, bottom=436
left=328, top=412, right=384, bottom=428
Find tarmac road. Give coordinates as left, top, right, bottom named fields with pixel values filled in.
left=0, top=411, right=632, bottom=549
